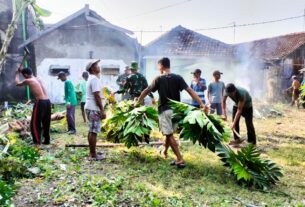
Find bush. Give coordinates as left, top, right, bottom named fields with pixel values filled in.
left=0, top=178, right=15, bottom=207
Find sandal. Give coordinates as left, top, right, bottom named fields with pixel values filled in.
left=170, top=160, right=177, bottom=166
left=176, top=162, right=186, bottom=169
left=88, top=154, right=106, bottom=161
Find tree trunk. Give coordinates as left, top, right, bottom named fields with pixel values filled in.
left=0, top=0, right=30, bottom=74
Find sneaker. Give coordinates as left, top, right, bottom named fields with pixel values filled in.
left=68, top=130, right=76, bottom=135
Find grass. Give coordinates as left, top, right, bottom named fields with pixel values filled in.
left=11, top=104, right=305, bottom=206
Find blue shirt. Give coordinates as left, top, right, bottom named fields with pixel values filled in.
left=190, top=78, right=207, bottom=106
left=208, top=81, right=225, bottom=103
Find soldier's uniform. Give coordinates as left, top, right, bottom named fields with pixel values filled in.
left=117, top=72, right=154, bottom=100
left=116, top=73, right=130, bottom=100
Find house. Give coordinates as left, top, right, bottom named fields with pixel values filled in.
left=0, top=0, right=37, bottom=102
left=143, top=25, right=237, bottom=102
left=19, top=4, right=141, bottom=103
left=234, top=32, right=305, bottom=100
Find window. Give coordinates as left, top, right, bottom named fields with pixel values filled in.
left=101, top=65, right=120, bottom=75
left=48, top=65, right=70, bottom=76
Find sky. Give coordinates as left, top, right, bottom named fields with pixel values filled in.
left=36, top=0, right=305, bottom=45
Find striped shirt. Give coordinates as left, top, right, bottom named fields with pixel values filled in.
left=190, top=78, right=207, bottom=106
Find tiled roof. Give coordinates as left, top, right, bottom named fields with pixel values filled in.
left=144, top=25, right=234, bottom=58
left=234, top=32, right=305, bottom=60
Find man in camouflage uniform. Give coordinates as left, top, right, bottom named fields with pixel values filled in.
left=115, top=62, right=154, bottom=103
left=116, top=66, right=131, bottom=100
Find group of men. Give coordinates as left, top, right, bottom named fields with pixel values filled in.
left=15, top=56, right=257, bottom=165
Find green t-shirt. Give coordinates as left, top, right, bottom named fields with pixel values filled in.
left=225, top=87, right=252, bottom=108
left=64, top=80, right=78, bottom=106
left=80, top=79, right=87, bottom=103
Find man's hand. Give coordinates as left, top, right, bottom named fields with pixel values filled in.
left=151, top=98, right=156, bottom=106
left=221, top=115, right=227, bottom=121
left=100, top=111, right=106, bottom=120
left=230, top=123, right=235, bottom=131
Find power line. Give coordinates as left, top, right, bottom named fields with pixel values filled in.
left=120, top=0, right=192, bottom=20
left=57, top=13, right=305, bottom=33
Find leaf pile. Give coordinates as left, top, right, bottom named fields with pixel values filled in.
left=102, top=101, right=158, bottom=148
left=169, top=100, right=283, bottom=189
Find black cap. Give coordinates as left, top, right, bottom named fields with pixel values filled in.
left=225, top=83, right=236, bottom=93
left=57, top=71, right=66, bottom=79
left=213, top=70, right=223, bottom=76
left=191, top=69, right=201, bottom=74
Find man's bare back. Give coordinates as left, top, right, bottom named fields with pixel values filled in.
left=15, top=69, right=48, bottom=100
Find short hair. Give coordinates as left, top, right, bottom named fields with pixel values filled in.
left=82, top=71, right=89, bottom=78
left=158, top=57, right=170, bottom=69
left=225, top=83, right=236, bottom=93
left=21, top=67, right=33, bottom=76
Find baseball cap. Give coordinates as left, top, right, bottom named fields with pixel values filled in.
left=213, top=70, right=223, bottom=76
left=57, top=71, right=66, bottom=79
left=130, top=61, right=138, bottom=70
left=86, top=59, right=100, bottom=72
left=191, top=69, right=201, bottom=74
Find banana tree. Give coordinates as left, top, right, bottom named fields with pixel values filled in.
left=0, top=0, right=51, bottom=74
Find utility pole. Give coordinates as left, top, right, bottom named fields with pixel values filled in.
left=233, top=22, right=236, bottom=43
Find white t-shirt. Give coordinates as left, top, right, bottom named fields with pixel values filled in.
left=84, top=75, right=102, bottom=111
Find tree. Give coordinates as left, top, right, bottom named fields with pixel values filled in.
left=0, top=0, right=51, bottom=74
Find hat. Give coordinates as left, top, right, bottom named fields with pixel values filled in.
left=125, top=66, right=130, bottom=70
left=86, top=59, right=100, bottom=72
left=130, top=61, right=138, bottom=70
left=213, top=70, right=223, bottom=76
left=191, top=69, right=201, bottom=74
left=292, top=75, right=297, bottom=79
left=57, top=71, right=66, bottom=79
left=225, top=83, right=236, bottom=93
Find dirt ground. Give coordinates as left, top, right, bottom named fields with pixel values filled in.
left=12, top=103, right=305, bottom=207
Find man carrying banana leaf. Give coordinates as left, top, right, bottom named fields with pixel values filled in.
left=222, top=83, right=256, bottom=146
left=136, top=57, right=206, bottom=168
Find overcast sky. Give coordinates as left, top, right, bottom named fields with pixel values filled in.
left=36, top=0, right=305, bottom=45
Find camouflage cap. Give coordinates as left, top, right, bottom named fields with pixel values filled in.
left=130, top=61, right=138, bottom=70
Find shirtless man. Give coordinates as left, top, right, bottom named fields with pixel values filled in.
left=15, top=67, right=51, bottom=145
left=291, top=75, right=301, bottom=108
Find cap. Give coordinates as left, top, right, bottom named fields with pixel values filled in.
left=292, top=75, right=297, bottom=79
left=213, top=70, right=223, bottom=76
left=225, top=83, right=236, bottom=93
left=125, top=66, right=130, bottom=70
left=57, top=71, right=66, bottom=79
left=191, top=69, right=201, bottom=74
left=130, top=61, right=138, bottom=70
left=86, top=59, right=100, bottom=72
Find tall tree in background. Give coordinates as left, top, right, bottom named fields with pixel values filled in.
left=0, top=0, right=51, bottom=74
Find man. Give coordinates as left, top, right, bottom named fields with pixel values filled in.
left=116, top=66, right=131, bottom=100
left=80, top=71, right=89, bottom=122
left=291, top=75, right=301, bottom=108
left=222, top=83, right=256, bottom=145
left=15, top=67, right=51, bottom=145
left=190, top=69, right=207, bottom=107
left=137, top=57, right=205, bottom=168
left=58, top=72, right=77, bottom=134
left=114, top=61, right=154, bottom=103
left=207, top=70, right=225, bottom=115
left=85, top=60, right=106, bottom=160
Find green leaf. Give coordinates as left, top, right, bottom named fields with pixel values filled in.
left=32, top=4, right=51, bottom=17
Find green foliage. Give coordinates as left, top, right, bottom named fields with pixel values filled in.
left=8, top=140, right=40, bottom=165
left=102, top=101, right=159, bottom=148
left=170, top=100, right=230, bottom=152
left=169, top=100, right=282, bottom=189
left=0, top=157, right=28, bottom=183
left=0, top=178, right=15, bottom=207
left=216, top=144, right=283, bottom=189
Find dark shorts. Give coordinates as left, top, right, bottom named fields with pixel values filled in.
left=81, top=102, right=85, bottom=112
left=210, top=103, right=222, bottom=115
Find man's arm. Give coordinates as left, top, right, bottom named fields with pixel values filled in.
left=93, top=91, right=106, bottom=119
left=185, top=87, right=204, bottom=108
left=15, top=71, right=27, bottom=86
left=231, top=100, right=245, bottom=130
left=207, top=84, right=211, bottom=104
left=65, top=82, right=71, bottom=106
left=222, top=96, right=227, bottom=119
left=137, top=87, right=152, bottom=105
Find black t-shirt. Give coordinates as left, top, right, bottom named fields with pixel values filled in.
left=148, top=73, right=188, bottom=113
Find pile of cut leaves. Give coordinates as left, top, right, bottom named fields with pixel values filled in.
left=169, top=100, right=283, bottom=189
left=102, top=101, right=158, bottom=148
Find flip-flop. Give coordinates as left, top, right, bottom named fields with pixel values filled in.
left=88, top=154, right=106, bottom=161
left=176, top=162, right=186, bottom=169
left=170, top=160, right=176, bottom=166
